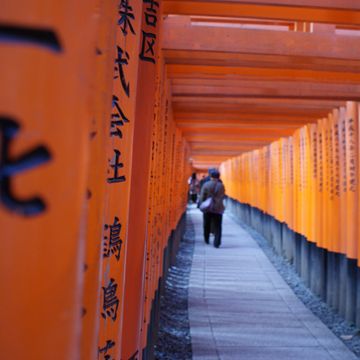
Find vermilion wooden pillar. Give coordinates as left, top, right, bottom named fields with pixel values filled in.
left=308, top=124, right=318, bottom=244
left=94, top=1, right=145, bottom=359
left=80, top=1, right=118, bottom=360
left=220, top=102, right=360, bottom=262
left=330, top=110, right=341, bottom=254
left=1, top=2, right=191, bottom=360
left=0, top=1, right=96, bottom=359
left=345, top=102, right=358, bottom=260
left=338, top=107, right=348, bottom=255
left=121, top=1, right=164, bottom=358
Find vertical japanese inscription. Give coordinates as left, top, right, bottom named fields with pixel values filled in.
left=103, top=216, right=123, bottom=261
left=111, top=95, right=129, bottom=139
left=106, top=0, right=136, bottom=184
left=118, top=0, right=136, bottom=36
left=100, top=0, right=138, bottom=342
left=324, top=126, right=330, bottom=197
left=333, top=123, right=340, bottom=197
left=341, top=118, right=347, bottom=193
left=318, top=130, right=323, bottom=193
left=347, top=118, right=357, bottom=192
left=328, top=127, right=334, bottom=200
left=0, top=25, right=62, bottom=52
left=114, top=46, right=130, bottom=97
left=139, top=0, right=159, bottom=63
left=101, top=278, right=119, bottom=321
left=0, top=117, right=51, bottom=216
left=107, top=150, right=125, bottom=184
left=312, top=128, right=317, bottom=180
left=98, top=340, right=116, bottom=360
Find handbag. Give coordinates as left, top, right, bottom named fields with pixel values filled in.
left=199, top=197, right=213, bottom=213
left=199, top=181, right=219, bottom=213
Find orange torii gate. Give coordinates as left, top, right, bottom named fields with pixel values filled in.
left=3, top=0, right=360, bottom=359
left=220, top=101, right=360, bottom=324
left=0, top=1, right=190, bottom=359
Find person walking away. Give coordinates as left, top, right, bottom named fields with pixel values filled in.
left=200, top=168, right=215, bottom=190
left=198, top=169, right=225, bottom=248
left=188, top=172, right=200, bottom=203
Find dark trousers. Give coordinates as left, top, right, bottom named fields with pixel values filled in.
left=203, top=212, right=223, bottom=247
left=190, top=193, right=198, bottom=203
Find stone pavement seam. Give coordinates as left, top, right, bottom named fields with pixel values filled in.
left=221, top=216, right=335, bottom=357
left=228, top=212, right=359, bottom=360
left=188, top=206, right=357, bottom=360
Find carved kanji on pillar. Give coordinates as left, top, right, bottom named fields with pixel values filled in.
left=0, top=117, right=51, bottom=216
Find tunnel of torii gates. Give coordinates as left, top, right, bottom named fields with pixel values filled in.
left=3, top=1, right=360, bottom=359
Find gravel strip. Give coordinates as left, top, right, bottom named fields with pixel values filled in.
left=154, top=214, right=194, bottom=360
left=230, top=213, right=360, bottom=357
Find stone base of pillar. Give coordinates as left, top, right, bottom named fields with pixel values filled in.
left=226, top=197, right=359, bottom=330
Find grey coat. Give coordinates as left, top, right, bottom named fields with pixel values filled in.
left=199, top=179, right=225, bottom=214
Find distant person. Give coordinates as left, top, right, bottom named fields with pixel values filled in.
left=188, top=173, right=200, bottom=203
left=198, top=169, right=225, bottom=248
left=200, top=168, right=222, bottom=191
left=199, top=175, right=206, bottom=189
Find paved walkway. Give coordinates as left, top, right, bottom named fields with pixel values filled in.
left=188, top=206, right=357, bottom=360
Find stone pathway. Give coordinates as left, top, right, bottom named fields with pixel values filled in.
left=188, top=206, right=357, bottom=360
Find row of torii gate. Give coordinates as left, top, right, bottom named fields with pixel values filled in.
left=2, top=1, right=360, bottom=359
